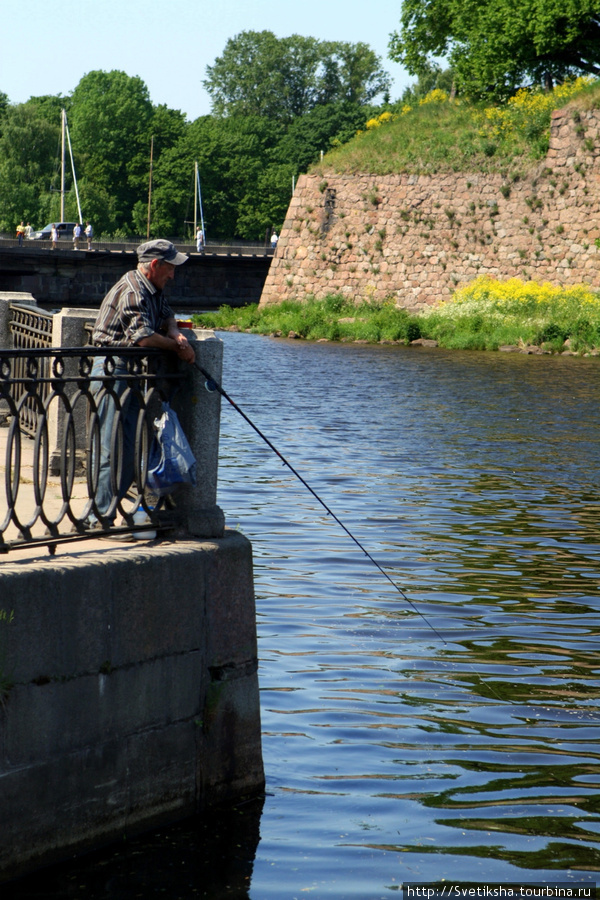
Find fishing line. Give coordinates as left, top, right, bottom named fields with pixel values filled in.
left=195, top=361, right=593, bottom=717
left=195, top=359, right=600, bottom=722
left=196, top=361, right=447, bottom=645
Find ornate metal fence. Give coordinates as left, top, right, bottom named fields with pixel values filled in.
left=0, top=346, right=186, bottom=554
left=8, top=303, right=54, bottom=437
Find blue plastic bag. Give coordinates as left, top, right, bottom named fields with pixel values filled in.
left=147, top=402, right=197, bottom=495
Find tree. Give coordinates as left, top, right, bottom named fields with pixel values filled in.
left=0, top=91, right=11, bottom=137
left=129, top=104, right=188, bottom=234
left=275, top=102, right=370, bottom=173
left=149, top=114, right=284, bottom=240
left=69, top=71, right=154, bottom=233
left=398, top=65, right=457, bottom=105
left=24, top=94, right=67, bottom=126
left=0, top=103, right=60, bottom=231
left=235, top=163, right=296, bottom=239
left=389, top=0, right=600, bottom=99
left=205, top=30, right=391, bottom=121
left=318, top=40, right=391, bottom=106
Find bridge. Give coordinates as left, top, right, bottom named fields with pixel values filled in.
left=0, top=241, right=273, bottom=310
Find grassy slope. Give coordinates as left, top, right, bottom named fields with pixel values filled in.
left=312, top=80, right=600, bottom=177
left=195, top=285, right=600, bottom=354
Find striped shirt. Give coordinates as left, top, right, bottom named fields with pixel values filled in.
left=92, top=269, right=174, bottom=347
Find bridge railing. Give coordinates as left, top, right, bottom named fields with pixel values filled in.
left=7, top=303, right=54, bottom=438
left=0, top=236, right=275, bottom=256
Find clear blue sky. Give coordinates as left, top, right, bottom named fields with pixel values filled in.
left=1, top=0, right=412, bottom=120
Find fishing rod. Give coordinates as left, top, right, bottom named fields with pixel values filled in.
left=195, top=360, right=447, bottom=645
left=194, top=360, right=595, bottom=719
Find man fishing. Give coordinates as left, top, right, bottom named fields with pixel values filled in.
left=90, top=239, right=195, bottom=522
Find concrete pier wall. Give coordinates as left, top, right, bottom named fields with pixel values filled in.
left=0, top=330, right=265, bottom=881
left=0, top=532, right=264, bottom=881
left=0, top=248, right=271, bottom=310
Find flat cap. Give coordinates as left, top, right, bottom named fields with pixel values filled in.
left=137, top=239, right=188, bottom=266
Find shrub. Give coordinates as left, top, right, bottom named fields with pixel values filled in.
left=406, top=321, right=421, bottom=342
left=194, top=277, right=600, bottom=354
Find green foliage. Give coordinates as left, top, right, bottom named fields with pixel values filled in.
left=196, top=297, right=421, bottom=344
left=0, top=45, right=388, bottom=240
left=276, top=102, right=370, bottom=173
left=204, top=30, right=391, bottom=122
left=4, top=24, right=597, bottom=241
left=194, top=278, right=600, bottom=354
left=69, top=70, right=154, bottom=234
left=142, top=95, right=377, bottom=239
left=235, top=162, right=295, bottom=240
left=422, top=276, right=600, bottom=351
left=317, top=79, right=600, bottom=176
left=389, top=0, right=600, bottom=101
left=536, top=322, right=568, bottom=343
left=318, top=99, right=503, bottom=175
left=0, top=102, right=60, bottom=231
left=151, top=114, right=286, bottom=240
left=398, top=64, right=457, bottom=105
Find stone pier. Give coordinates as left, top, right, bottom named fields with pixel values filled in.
left=0, top=332, right=265, bottom=881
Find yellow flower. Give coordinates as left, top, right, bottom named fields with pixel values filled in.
left=445, top=276, right=600, bottom=320
left=419, top=89, right=449, bottom=105
left=478, top=77, right=595, bottom=144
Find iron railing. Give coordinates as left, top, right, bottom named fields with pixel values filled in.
left=0, top=346, right=186, bottom=554
left=8, top=304, right=54, bottom=437
left=0, top=237, right=275, bottom=255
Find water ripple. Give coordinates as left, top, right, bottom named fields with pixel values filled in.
left=217, top=334, right=600, bottom=891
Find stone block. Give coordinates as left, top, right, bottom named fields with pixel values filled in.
left=0, top=532, right=263, bottom=880
left=0, top=722, right=198, bottom=881
left=2, top=653, right=203, bottom=767
left=199, top=665, right=263, bottom=806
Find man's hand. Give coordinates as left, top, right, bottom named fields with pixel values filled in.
left=139, top=327, right=196, bottom=364
left=173, top=332, right=196, bottom=364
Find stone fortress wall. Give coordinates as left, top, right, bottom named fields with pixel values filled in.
left=260, top=106, right=600, bottom=310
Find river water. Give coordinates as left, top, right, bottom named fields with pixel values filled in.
left=8, top=332, right=600, bottom=897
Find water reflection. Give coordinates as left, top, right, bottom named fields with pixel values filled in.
left=219, top=337, right=600, bottom=888
left=5, top=334, right=600, bottom=895
left=4, top=797, right=264, bottom=899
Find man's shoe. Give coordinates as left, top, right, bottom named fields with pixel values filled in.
left=98, top=531, right=135, bottom=542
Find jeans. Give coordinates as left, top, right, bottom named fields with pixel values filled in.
left=90, top=356, right=141, bottom=518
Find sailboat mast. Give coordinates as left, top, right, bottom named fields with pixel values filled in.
left=194, top=161, right=198, bottom=236
left=196, top=163, right=206, bottom=243
left=60, top=109, right=66, bottom=222
left=65, top=112, right=83, bottom=224
left=146, top=136, right=154, bottom=239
